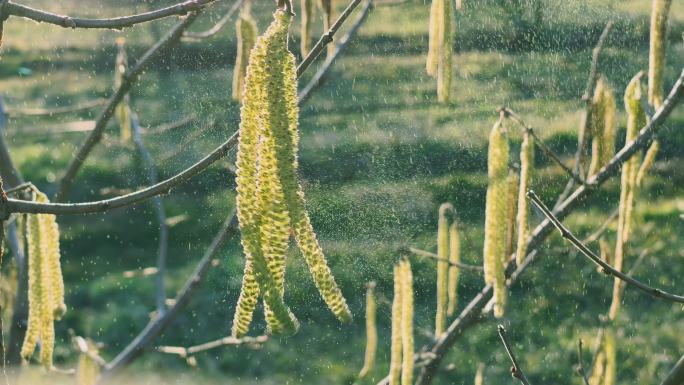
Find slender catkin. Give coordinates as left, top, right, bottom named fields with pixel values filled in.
left=648, top=0, right=673, bottom=108
left=114, top=37, right=132, bottom=143
left=603, top=329, right=617, bottom=385
left=515, top=131, right=534, bottom=265
left=232, top=10, right=258, bottom=102
left=426, top=0, right=442, bottom=76
left=636, top=140, right=659, bottom=188
left=504, top=169, right=519, bottom=260
left=483, top=118, right=508, bottom=318
left=599, top=238, right=612, bottom=267
left=76, top=339, right=100, bottom=385
left=435, top=202, right=452, bottom=336
left=437, top=0, right=453, bottom=102
left=588, top=77, right=616, bottom=176
left=446, top=220, right=460, bottom=317
left=589, top=350, right=606, bottom=385
left=474, top=363, right=485, bottom=385
left=400, top=260, right=414, bottom=385
left=358, top=282, right=377, bottom=379
left=300, top=0, right=313, bottom=57
left=21, top=191, right=64, bottom=368
left=608, top=73, right=644, bottom=320
left=317, top=0, right=334, bottom=57
left=389, top=264, right=403, bottom=385
left=233, top=11, right=300, bottom=336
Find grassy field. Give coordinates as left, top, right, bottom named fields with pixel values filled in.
left=1, top=0, right=684, bottom=384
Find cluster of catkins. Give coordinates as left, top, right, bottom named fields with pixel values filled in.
left=21, top=190, right=66, bottom=368
left=389, top=259, right=414, bottom=385
left=232, top=10, right=351, bottom=337
left=434, top=203, right=460, bottom=336
left=426, top=0, right=454, bottom=102
left=482, top=117, right=534, bottom=318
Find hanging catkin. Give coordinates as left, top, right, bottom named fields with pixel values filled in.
left=504, top=169, right=519, bottom=260
left=648, top=0, right=673, bottom=108
left=389, top=264, right=403, bottom=385
left=358, top=282, right=377, bottom=379
left=300, top=0, right=313, bottom=57
left=608, top=73, right=644, bottom=320
left=232, top=5, right=258, bottom=102
left=232, top=10, right=350, bottom=337
left=603, top=329, right=617, bottom=385
left=483, top=118, right=508, bottom=318
left=588, top=77, right=617, bottom=176
left=76, top=338, right=101, bottom=385
left=21, top=191, right=65, bottom=368
left=400, top=260, right=414, bottom=385
left=515, top=131, right=534, bottom=265
left=589, top=349, right=606, bottom=385
left=437, top=0, right=453, bottom=102
left=435, top=202, right=452, bottom=336
left=317, top=0, right=334, bottom=57
left=474, top=363, right=485, bottom=385
left=636, top=140, right=659, bottom=188
left=114, top=37, right=132, bottom=143
left=446, top=220, right=460, bottom=317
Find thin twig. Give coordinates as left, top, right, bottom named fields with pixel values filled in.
left=582, top=208, right=618, bottom=244
left=182, top=0, right=244, bottom=40
left=142, top=114, right=197, bottom=136
left=497, top=325, right=532, bottom=385
left=55, top=12, right=203, bottom=202
left=298, top=0, right=373, bottom=103
left=660, top=355, right=684, bottom=385
left=4, top=98, right=107, bottom=118
left=3, top=0, right=218, bottom=30
left=528, top=190, right=684, bottom=304
left=131, top=112, right=169, bottom=316
left=408, top=247, right=483, bottom=272
left=157, top=335, right=267, bottom=357
left=500, top=107, right=586, bottom=185
left=296, top=0, right=364, bottom=77
left=576, top=339, right=590, bottom=385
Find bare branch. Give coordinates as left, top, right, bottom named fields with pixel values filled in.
left=407, top=247, right=483, bottom=272
left=3, top=0, right=218, bottom=30
left=297, top=0, right=365, bottom=77
left=100, top=212, right=238, bottom=380
left=182, top=0, right=245, bottom=40
left=157, top=335, right=267, bottom=357
left=576, top=339, right=591, bottom=385
left=528, top=190, right=684, bottom=304
left=131, top=112, right=169, bottom=316
left=298, top=0, right=373, bottom=103
left=582, top=208, right=618, bottom=244
left=143, top=114, right=197, bottom=136
left=660, top=355, right=684, bottom=385
left=4, top=98, right=107, bottom=118
left=497, top=325, right=532, bottom=385
left=500, top=107, right=586, bottom=186
left=55, top=12, right=203, bottom=202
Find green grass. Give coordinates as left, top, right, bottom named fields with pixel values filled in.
left=1, top=0, right=684, bottom=384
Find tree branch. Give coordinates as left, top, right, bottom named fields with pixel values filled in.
left=497, top=325, right=532, bottom=385
left=3, top=0, right=218, bottom=30
left=660, top=355, right=684, bottom=385
left=55, top=12, right=203, bottom=202
left=576, top=339, right=591, bottom=385
left=527, top=190, right=684, bottom=304
left=407, top=247, right=483, bottom=272
left=157, top=335, right=267, bottom=357
left=298, top=0, right=373, bottom=103
left=4, top=98, right=107, bottom=118
left=181, top=0, right=245, bottom=40
left=131, top=112, right=169, bottom=316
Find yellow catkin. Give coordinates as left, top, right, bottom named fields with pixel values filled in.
left=446, top=220, right=460, bottom=317
left=437, top=0, right=453, bottom=102
left=300, top=0, right=313, bottom=57
left=636, top=140, right=659, bottom=188
left=505, top=169, right=519, bottom=260
left=603, top=329, right=617, bottom=385
left=483, top=118, right=508, bottom=318
left=317, top=0, right=334, bottom=57
left=648, top=0, right=673, bottom=108
left=608, top=74, right=645, bottom=320
left=76, top=339, right=101, bottom=385
left=426, top=0, right=442, bottom=76
left=233, top=11, right=300, bottom=336
left=358, top=282, right=377, bottom=379
left=232, top=10, right=258, bottom=102
left=588, top=77, right=616, bottom=176
left=515, top=131, right=534, bottom=265
left=21, top=191, right=63, bottom=368
left=599, top=238, right=612, bottom=267
left=435, top=202, right=452, bottom=336
left=114, top=37, right=132, bottom=143
left=389, top=264, right=403, bottom=385
left=400, top=260, right=414, bottom=385
left=589, top=350, right=606, bottom=385
left=474, top=363, right=485, bottom=385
